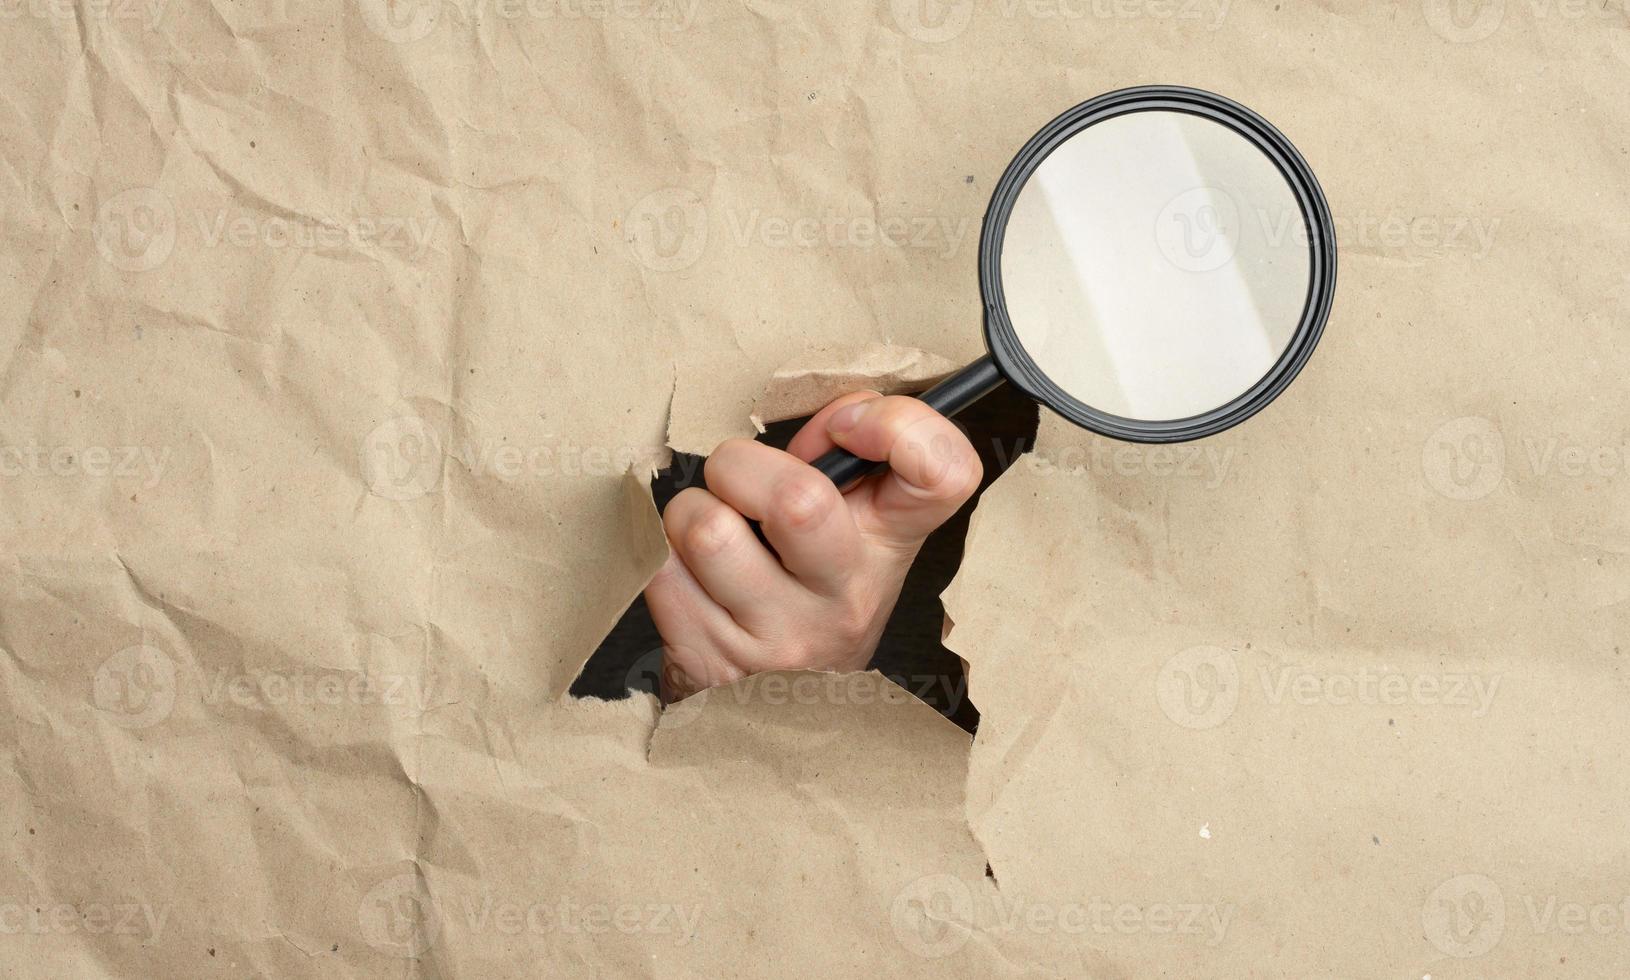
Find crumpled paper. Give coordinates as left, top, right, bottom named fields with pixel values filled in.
left=749, top=343, right=958, bottom=430
left=1, top=1, right=1626, bottom=977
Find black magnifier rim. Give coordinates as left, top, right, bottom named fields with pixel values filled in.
left=979, top=85, right=1337, bottom=444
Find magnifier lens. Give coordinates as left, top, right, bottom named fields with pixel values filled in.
left=999, top=110, right=1313, bottom=422
left=800, top=89, right=1333, bottom=488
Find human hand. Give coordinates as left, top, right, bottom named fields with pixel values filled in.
left=645, top=392, right=982, bottom=700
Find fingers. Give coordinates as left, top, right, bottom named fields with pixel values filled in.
left=643, top=548, right=746, bottom=653
left=785, top=390, right=882, bottom=463
left=660, top=487, right=794, bottom=627
left=824, top=396, right=982, bottom=544
left=704, top=439, right=862, bottom=595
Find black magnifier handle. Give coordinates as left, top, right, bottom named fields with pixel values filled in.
left=811, top=353, right=1005, bottom=488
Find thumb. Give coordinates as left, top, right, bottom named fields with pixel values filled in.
left=825, top=395, right=982, bottom=544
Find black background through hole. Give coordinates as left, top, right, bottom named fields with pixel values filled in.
left=569, top=382, right=1039, bottom=734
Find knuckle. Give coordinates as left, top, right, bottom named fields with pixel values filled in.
left=661, top=491, right=697, bottom=533
left=828, top=590, right=875, bottom=639
left=935, top=452, right=983, bottom=501
left=663, top=489, right=707, bottom=535
left=873, top=397, right=917, bottom=436
left=703, top=440, right=753, bottom=482
left=907, top=425, right=983, bottom=500
left=770, top=470, right=840, bottom=529
left=683, top=506, right=741, bottom=559
left=714, top=437, right=758, bottom=459
left=830, top=604, right=876, bottom=651
left=667, top=486, right=712, bottom=513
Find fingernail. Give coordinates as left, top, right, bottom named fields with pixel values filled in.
left=827, top=400, right=872, bottom=436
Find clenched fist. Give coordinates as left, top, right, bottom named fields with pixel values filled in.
left=646, top=391, right=982, bottom=699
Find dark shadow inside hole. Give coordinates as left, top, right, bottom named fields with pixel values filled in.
left=569, top=382, right=1039, bottom=735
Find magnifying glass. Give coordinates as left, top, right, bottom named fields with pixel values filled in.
left=809, top=84, right=1336, bottom=487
